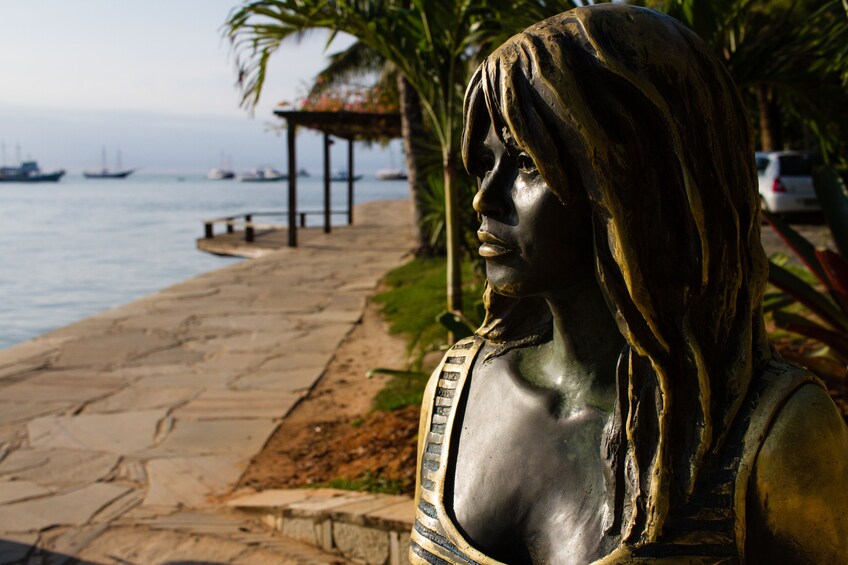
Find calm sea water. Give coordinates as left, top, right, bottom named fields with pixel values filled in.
left=0, top=173, right=410, bottom=350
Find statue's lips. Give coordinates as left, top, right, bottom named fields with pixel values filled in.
left=477, top=231, right=515, bottom=258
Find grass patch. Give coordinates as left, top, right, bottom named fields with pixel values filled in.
left=371, top=256, right=485, bottom=412
left=318, top=471, right=406, bottom=495
left=375, top=256, right=484, bottom=363
left=372, top=372, right=430, bottom=412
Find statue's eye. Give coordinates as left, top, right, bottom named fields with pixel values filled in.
left=475, top=151, right=495, bottom=175
left=518, top=153, right=537, bottom=175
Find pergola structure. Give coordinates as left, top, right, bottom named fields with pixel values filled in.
left=273, top=109, right=402, bottom=247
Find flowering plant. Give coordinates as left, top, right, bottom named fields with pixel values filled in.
left=281, top=82, right=398, bottom=114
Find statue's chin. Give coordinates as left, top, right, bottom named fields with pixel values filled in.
left=485, top=259, right=532, bottom=298
left=486, top=277, right=539, bottom=299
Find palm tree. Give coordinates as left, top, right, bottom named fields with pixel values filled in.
left=304, top=40, right=438, bottom=256
left=226, top=0, right=572, bottom=314
left=639, top=0, right=848, bottom=156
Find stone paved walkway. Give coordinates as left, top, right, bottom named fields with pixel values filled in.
left=0, top=200, right=415, bottom=564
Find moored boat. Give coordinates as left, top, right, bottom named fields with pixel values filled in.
left=208, top=168, right=236, bottom=180
left=240, top=167, right=287, bottom=182
left=208, top=152, right=236, bottom=180
left=84, top=149, right=134, bottom=179
left=330, top=170, right=363, bottom=182
left=375, top=168, right=408, bottom=180
left=0, top=161, right=65, bottom=183
left=84, top=169, right=134, bottom=179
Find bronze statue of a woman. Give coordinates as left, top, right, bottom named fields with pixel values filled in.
left=411, top=5, right=848, bottom=564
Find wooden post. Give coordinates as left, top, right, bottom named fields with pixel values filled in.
left=287, top=122, right=298, bottom=247
left=323, top=132, right=331, bottom=234
left=347, top=138, right=354, bottom=225
left=204, top=222, right=214, bottom=239
left=245, top=214, right=254, bottom=242
left=300, top=212, right=306, bottom=227
left=226, top=218, right=234, bottom=234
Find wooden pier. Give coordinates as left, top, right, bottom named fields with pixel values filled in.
left=197, top=210, right=350, bottom=258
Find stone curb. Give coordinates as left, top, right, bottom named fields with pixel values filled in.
left=228, top=488, right=414, bottom=565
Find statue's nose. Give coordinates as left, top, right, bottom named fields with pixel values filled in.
left=473, top=168, right=511, bottom=219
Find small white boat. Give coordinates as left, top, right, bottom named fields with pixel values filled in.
left=208, top=168, right=235, bottom=180
left=241, top=167, right=287, bottom=182
left=209, top=152, right=236, bottom=180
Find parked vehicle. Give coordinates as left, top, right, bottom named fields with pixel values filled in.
left=756, top=151, right=820, bottom=214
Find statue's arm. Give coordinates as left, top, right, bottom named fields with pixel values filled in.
left=746, top=383, right=848, bottom=563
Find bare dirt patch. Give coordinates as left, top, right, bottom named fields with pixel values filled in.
left=238, top=299, right=421, bottom=495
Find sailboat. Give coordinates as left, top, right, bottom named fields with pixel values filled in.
left=375, top=144, right=407, bottom=180
left=84, top=149, right=135, bottom=179
left=208, top=152, right=235, bottom=180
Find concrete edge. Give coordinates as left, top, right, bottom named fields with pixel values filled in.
left=227, top=488, right=413, bottom=565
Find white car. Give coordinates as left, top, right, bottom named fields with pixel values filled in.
left=756, top=151, right=819, bottom=214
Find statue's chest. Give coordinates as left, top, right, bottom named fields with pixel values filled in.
left=448, top=359, right=612, bottom=563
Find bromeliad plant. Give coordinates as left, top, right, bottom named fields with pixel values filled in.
left=763, top=166, right=848, bottom=380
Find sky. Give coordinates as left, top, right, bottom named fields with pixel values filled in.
left=0, top=0, right=401, bottom=174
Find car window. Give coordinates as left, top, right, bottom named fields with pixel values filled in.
left=778, top=155, right=815, bottom=176
left=755, top=156, right=769, bottom=173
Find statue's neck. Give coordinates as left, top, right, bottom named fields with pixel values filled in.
left=540, top=279, right=623, bottom=414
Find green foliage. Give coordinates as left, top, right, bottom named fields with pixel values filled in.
left=643, top=0, right=848, bottom=160
left=374, top=256, right=484, bottom=361
left=418, top=170, right=479, bottom=256
left=764, top=166, right=848, bottom=377
left=436, top=311, right=476, bottom=340
left=316, top=471, right=406, bottom=495
left=368, top=257, right=485, bottom=412
left=814, top=167, right=848, bottom=257
left=371, top=371, right=430, bottom=412
left=768, top=253, right=819, bottom=286
left=225, top=0, right=591, bottom=313
left=307, top=40, right=392, bottom=99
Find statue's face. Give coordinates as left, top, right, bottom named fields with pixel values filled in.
left=470, top=123, right=594, bottom=297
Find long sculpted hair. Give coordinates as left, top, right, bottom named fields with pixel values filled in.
left=462, top=5, right=771, bottom=545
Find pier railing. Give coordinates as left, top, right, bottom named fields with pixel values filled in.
left=203, top=211, right=348, bottom=242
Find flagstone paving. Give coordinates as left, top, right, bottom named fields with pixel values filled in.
left=0, top=199, right=414, bottom=564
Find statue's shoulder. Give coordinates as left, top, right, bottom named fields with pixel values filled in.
left=421, top=336, right=484, bottom=408
left=745, top=357, right=848, bottom=562
left=430, top=336, right=482, bottom=376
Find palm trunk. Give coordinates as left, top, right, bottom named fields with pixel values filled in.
left=444, top=148, right=463, bottom=314
left=398, top=75, right=431, bottom=256
left=756, top=84, right=782, bottom=151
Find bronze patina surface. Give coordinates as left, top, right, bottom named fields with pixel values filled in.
left=411, top=5, right=848, bottom=564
